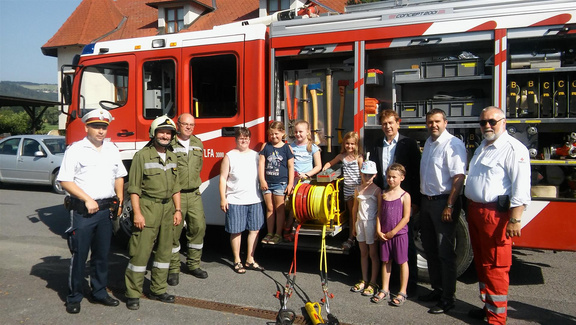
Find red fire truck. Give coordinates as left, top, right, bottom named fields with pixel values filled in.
left=61, top=0, right=576, bottom=278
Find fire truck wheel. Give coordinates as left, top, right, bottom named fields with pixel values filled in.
left=51, top=169, right=66, bottom=195
left=413, top=210, right=474, bottom=283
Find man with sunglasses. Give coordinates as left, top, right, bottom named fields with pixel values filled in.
left=169, top=113, right=208, bottom=285
left=418, top=108, right=467, bottom=314
left=465, top=106, right=531, bottom=324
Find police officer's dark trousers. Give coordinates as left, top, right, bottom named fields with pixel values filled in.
left=67, top=209, right=112, bottom=304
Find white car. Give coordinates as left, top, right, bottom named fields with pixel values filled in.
left=0, top=134, right=66, bottom=194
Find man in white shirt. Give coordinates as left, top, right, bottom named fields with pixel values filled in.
left=465, top=106, right=530, bottom=324
left=57, top=109, right=127, bottom=314
left=418, top=109, right=467, bottom=314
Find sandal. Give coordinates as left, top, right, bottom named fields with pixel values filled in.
left=245, top=262, right=265, bottom=271
left=342, top=238, right=354, bottom=250
left=233, top=262, right=246, bottom=274
left=370, top=290, right=390, bottom=304
left=350, top=280, right=366, bottom=293
left=361, top=282, right=378, bottom=297
left=268, top=234, right=282, bottom=245
left=390, top=292, right=407, bottom=307
left=261, top=233, right=273, bottom=244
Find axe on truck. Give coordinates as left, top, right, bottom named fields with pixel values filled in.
left=308, top=82, right=322, bottom=145
left=337, top=80, right=349, bottom=144
left=284, top=72, right=295, bottom=137
left=325, top=70, right=333, bottom=152
left=293, top=71, right=301, bottom=122
left=302, top=84, right=309, bottom=123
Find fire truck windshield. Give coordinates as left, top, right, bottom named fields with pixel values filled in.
left=79, top=62, right=129, bottom=115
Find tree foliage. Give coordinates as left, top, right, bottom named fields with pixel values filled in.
left=44, top=106, right=60, bottom=125
left=0, top=111, right=31, bottom=135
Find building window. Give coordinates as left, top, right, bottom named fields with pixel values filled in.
left=166, top=7, right=184, bottom=33
left=267, top=0, right=290, bottom=13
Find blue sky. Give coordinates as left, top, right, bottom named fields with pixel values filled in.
left=0, top=0, right=82, bottom=84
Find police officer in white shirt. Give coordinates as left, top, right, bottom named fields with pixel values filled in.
left=418, top=108, right=467, bottom=314
left=465, top=106, right=530, bottom=324
left=57, top=109, right=127, bottom=314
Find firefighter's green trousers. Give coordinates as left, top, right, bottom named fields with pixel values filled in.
left=125, top=198, right=174, bottom=298
left=170, top=190, right=206, bottom=272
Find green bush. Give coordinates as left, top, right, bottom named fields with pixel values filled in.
left=0, top=110, right=30, bottom=134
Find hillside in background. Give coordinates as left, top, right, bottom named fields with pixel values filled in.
left=0, top=81, right=58, bottom=102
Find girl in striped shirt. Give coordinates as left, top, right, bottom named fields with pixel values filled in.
left=322, top=131, right=363, bottom=249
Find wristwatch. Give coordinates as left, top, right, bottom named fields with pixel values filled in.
left=509, top=217, right=521, bottom=224
left=446, top=204, right=454, bottom=209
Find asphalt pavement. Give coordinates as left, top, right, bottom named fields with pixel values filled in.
left=1, top=184, right=575, bottom=324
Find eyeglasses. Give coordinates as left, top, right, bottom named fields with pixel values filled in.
left=479, top=118, right=504, bottom=127
left=179, top=122, right=195, bottom=127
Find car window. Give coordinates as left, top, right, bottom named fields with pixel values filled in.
left=0, top=138, right=20, bottom=156
left=22, top=139, right=44, bottom=157
left=43, top=138, right=66, bottom=154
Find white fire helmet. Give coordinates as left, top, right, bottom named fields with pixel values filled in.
left=149, top=115, right=177, bottom=139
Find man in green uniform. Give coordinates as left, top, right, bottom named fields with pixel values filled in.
left=168, top=113, right=207, bottom=286
left=125, top=116, right=182, bottom=310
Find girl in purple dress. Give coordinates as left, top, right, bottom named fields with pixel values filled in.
left=372, top=163, right=411, bottom=307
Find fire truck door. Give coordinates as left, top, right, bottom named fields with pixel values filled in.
left=182, top=38, right=251, bottom=226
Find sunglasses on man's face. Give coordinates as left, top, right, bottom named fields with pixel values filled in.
left=479, top=118, right=504, bottom=127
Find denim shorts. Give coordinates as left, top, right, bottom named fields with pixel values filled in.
left=263, top=182, right=287, bottom=196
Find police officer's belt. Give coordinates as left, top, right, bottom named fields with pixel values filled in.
left=180, top=187, right=199, bottom=193
left=141, top=194, right=171, bottom=204
left=66, top=196, right=117, bottom=215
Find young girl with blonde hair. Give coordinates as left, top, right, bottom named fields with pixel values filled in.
left=322, top=131, right=363, bottom=249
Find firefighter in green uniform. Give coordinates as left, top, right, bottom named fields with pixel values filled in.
left=125, top=115, right=182, bottom=310
left=168, top=113, right=207, bottom=286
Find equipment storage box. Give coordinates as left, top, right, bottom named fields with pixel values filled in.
left=317, top=168, right=341, bottom=183
left=366, top=69, right=384, bottom=85
left=422, top=59, right=484, bottom=78
left=394, top=101, right=426, bottom=118
left=427, top=100, right=485, bottom=117
left=393, top=69, right=420, bottom=83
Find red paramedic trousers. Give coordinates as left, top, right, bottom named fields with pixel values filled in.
left=467, top=201, right=512, bottom=325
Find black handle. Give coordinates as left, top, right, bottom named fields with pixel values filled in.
left=221, top=127, right=238, bottom=137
